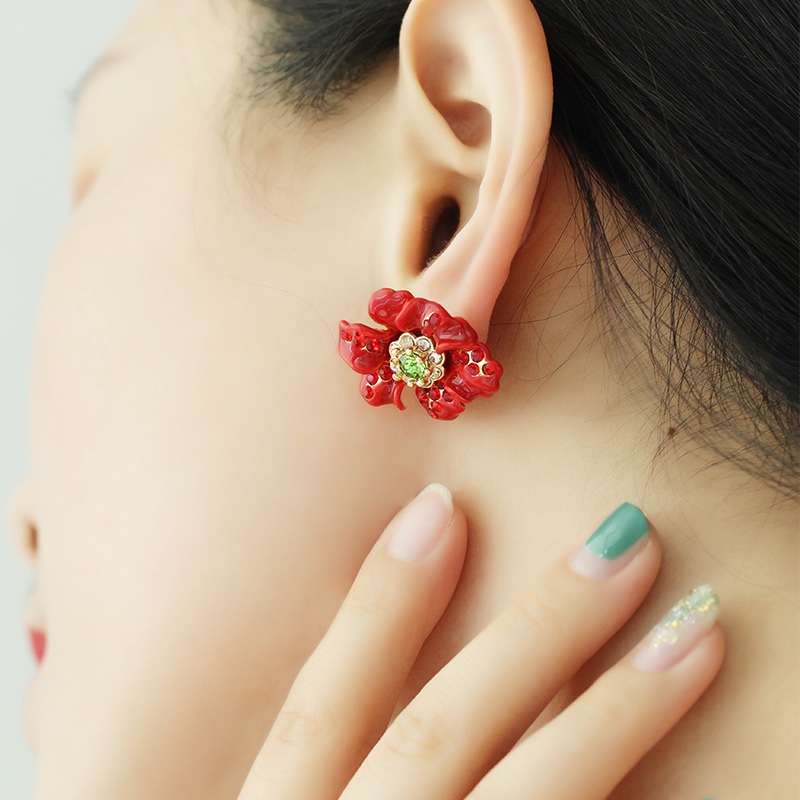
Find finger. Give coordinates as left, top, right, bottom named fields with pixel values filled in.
left=239, top=484, right=467, bottom=800
left=468, top=585, right=725, bottom=800
left=342, top=503, right=662, bottom=800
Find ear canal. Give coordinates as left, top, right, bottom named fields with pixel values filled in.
left=423, top=200, right=461, bottom=269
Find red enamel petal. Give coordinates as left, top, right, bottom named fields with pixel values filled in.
left=443, top=368, right=480, bottom=402
left=392, top=380, right=406, bottom=410
left=360, top=373, right=403, bottom=408
left=443, top=352, right=503, bottom=401
left=429, top=315, right=478, bottom=350
left=368, top=288, right=414, bottom=329
left=339, top=321, right=392, bottom=374
left=395, top=296, right=441, bottom=331
left=468, top=363, right=502, bottom=395
left=415, top=384, right=466, bottom=420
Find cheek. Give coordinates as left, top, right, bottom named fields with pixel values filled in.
left=30, top=156, right=418, bottom=794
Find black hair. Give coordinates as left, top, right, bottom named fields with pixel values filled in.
left=249, top=0, right=799, bottom=496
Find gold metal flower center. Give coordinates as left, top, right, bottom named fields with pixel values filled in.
left=389, top=333, right=446, bottom=389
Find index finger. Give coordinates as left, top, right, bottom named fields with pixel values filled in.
left=239, top=484, right=468, bottom=800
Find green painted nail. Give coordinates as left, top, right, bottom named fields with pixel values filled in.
left=584, top=503, right=649, bottom=560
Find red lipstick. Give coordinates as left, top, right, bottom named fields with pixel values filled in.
left=28, top=628, right=46, bottom=664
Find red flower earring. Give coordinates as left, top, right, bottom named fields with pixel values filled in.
left=339, top=288, right=503, bottom=420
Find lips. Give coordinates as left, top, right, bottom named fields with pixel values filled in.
left=28, top=627, right=46, bottom=664
left=24, top=586, right=47, bottom=665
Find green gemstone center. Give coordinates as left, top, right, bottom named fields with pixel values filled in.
left=399, top=352, right=426, bottom=380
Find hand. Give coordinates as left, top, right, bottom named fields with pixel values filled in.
left=238, top=485, right=725, bottom=800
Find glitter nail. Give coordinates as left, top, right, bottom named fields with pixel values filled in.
left=633, top=584, right=720, bottom=672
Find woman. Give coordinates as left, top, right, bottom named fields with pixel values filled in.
left=10, top=0, right=797, bottom=797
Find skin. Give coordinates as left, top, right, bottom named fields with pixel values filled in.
left=10, top=0, right=798, bottom=797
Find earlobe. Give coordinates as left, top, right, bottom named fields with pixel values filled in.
left=388, top=0, right=553, bottom=339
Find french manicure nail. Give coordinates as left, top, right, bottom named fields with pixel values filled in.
left=632, top=584, right=720, bottom=672
left=386, top=484, right=453, bottom=562
left=568, top=503, right=650, bottom=580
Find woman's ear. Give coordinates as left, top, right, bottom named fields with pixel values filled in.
left=384, top=0, right=553, bottom=339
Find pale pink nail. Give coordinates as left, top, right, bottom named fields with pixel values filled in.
left=632, top=584, right=719, bottom=672
left=386, top=484, right=453, bottom=562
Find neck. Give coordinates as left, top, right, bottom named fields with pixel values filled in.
left=413, top=143, right=798, bottom=797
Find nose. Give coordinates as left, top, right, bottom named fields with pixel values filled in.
left=8, top=478, right=38, bottom=565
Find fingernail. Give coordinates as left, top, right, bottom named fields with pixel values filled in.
left=386, top=484, right=453, bottom=562
left=632, top=584, right=720, bottom=672
left=568, top=503, right=650, bottom=580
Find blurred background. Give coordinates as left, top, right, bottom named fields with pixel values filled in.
left=0, top=2, right=137, bottom=794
